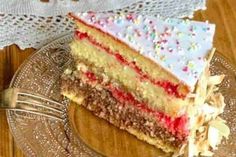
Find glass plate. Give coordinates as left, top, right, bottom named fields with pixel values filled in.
left=7, top=34, right=236, bottom=157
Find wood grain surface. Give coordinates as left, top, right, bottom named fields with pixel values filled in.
left=0, top=0, right=236, bottom=156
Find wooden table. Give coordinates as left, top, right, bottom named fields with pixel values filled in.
left=0, top=0, right=235, bottom=156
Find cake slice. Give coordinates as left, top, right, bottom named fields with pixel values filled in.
left=61, top=12, right=229, bottom=156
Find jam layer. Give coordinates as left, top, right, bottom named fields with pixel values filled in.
left=70, top=38, right=191, bottom=116
left=61, top=70, right=189, bottom=145
left=75, top=30, right=185, bottom=99
left=61, top=66, right=189, bottom=139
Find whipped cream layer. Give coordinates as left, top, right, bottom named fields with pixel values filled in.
left=74, top=12, right=215, bottom=91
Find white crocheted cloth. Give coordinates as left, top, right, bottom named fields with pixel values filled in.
left=0, top=0, right=206, bottom=49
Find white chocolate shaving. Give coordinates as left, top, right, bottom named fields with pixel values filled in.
left=209, top=120, right=230, bottom=139
left=208, top=126, right=220, bottom=149
left=207, top=75, right=225, bottom=86
left=181, top=60, right=230, bottom=157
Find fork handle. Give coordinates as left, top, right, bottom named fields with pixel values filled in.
left=0, top=89, right=17, bottom=110
left=0, top=88, right=64, bottom=121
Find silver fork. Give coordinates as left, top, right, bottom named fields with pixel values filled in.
left=0, top=88, right=64, bottom=121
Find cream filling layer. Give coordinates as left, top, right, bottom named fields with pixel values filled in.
left=74, top=19, right=190, bottom=95
left=70, top=39, right=190, bottom=116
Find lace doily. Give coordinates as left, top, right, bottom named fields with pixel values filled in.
left=0, top=0, right=206, bottom=50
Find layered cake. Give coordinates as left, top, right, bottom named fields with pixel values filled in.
left=61, top=12, right=230, bottom=156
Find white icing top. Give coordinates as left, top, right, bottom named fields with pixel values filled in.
left=76, top=12, right=215, bottom=90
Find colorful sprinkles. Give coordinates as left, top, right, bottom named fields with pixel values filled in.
left=75, top=12, right=215, bottom=90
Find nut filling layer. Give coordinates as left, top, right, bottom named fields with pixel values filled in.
left=61, top=72, right=187, bottom=148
